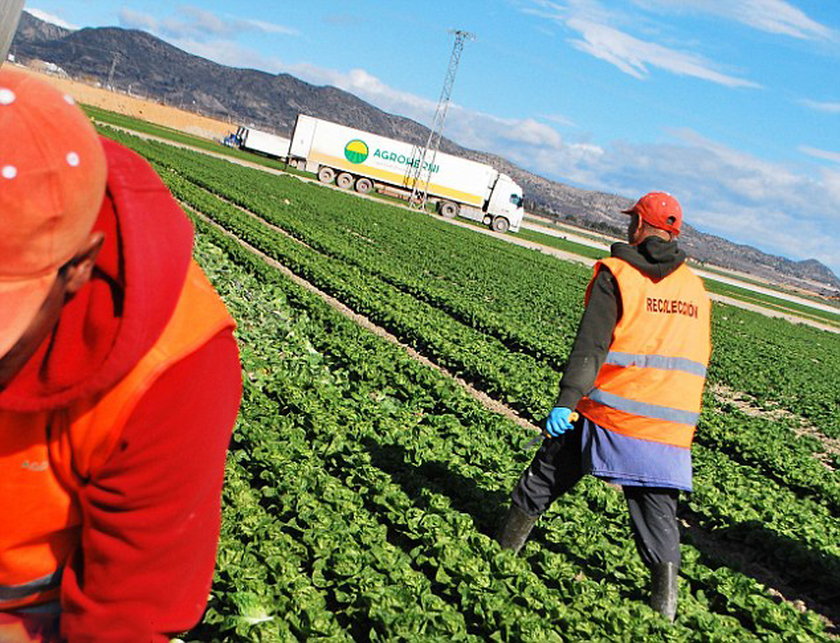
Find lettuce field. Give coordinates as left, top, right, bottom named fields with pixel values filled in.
left=104, top=128, right=840, bottom=641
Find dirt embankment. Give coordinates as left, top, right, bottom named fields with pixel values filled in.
left=14, top=64, right=233, bottom=140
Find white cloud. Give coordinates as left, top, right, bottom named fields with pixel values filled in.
left=800, top=146, right=840, bottom=164
left=799, top=99, right=840, bottom=114
left=26, top=7, right=78, bottom=30
left=118, top=6, right=297, bottom=42
left=162, top=37, right=281, bottom=72
left=539, top=113, right=577, bottom=128
left=573, top=130, right=840, bottom=274
left=502, top=118, right=564, bottom=147
left=632, top=0, right=834, bottom=41
left=239, top=18, right=297, bottom=36
left=284, top=64, right=437, bottom=116
left=118, top=8, right=158, bottom=33
left=523, top=0, right=759, bottom=88
left=566, top=17, right=759, bottom=87
left=820, top=168, right=840, bottom=205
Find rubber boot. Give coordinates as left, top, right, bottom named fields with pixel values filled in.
left=650, top=562, right=679, bottom=622
left=496, top=504, right=539, bottom=554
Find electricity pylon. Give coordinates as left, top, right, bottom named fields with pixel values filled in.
left=408, top=29, right=475, bottom=209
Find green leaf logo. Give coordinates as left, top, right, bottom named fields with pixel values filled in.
left=344, top=139, right=369, bottom=164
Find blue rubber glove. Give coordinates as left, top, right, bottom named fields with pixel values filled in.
left=545, top=407, right=575, bottom=437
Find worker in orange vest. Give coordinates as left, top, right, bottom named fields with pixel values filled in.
left=0, top=69, right=241, bottom=640
left=497, top=192, right=711, bottom=622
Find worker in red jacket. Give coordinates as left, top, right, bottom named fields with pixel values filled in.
left=497, top=192, right=711, bottom=622
left=0, top=68, right=242, bottom=641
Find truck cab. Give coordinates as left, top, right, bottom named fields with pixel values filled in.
left=486, top=174, right=524, bottom=233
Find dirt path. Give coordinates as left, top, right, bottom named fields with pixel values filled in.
left=710, top=383, right=839, bottom=471
left=15, top=65, right=233, bottom=139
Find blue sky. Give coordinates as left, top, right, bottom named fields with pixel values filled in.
left=26, top=1, right=840, bottom=278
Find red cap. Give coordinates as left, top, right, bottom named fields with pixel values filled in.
left=621, top=192, right=682, bottom=236
left=0, top=68, right=107, bottom=357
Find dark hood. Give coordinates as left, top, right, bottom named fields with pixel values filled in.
left=610, top=236, right=686, bottom=281
left=0, top=138, right=194, bottom=412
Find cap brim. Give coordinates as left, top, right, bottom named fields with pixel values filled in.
left=620, top=207, right=635, bottom=214
left=0, top=273, right=56, bottom=358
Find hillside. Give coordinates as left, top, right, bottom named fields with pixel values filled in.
left=10, top=11, right=839, bottom=295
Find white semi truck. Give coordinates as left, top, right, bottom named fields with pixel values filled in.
left=286, top=114, right=524, bottom=232
left=224, top=126, right=291, bottom=159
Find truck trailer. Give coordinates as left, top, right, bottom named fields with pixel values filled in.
left=286, top=114, right=524, bottom=232
left=224, top=126, right=291, bottom=160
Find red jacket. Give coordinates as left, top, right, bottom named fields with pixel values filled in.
left=0, top=139, right=242, bottom=641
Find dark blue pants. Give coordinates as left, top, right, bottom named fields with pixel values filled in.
left=510, top=425, right=681, bottom=566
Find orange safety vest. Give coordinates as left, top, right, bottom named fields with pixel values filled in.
left=576, top=257, right=711, bottom=449
left=0, top=261, right=234, bottom=611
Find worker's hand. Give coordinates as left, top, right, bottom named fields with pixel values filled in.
left=545, top=407, right=576, bottom=437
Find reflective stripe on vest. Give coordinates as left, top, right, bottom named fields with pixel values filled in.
left=587, top=389, right=701, bottom=426
left=0, top=572, right=61, bottom=605
left=578, top=257, right=711, bottom=449
left=0, top=261, right=235, bottom=611
left=604, top=351, right=707, bottom=378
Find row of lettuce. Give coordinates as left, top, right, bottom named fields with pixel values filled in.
left=103, top=128, right=838, bottom=639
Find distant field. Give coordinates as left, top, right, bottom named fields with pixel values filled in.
left=84, top=105, right=293, bottom=172
left=523, top=218, right=840, bottom=315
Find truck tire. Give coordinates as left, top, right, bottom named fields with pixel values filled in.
left=439, top=201, right=459, bottom=218
left=482, top=214, right=493, bottom=225
left=355, top=177, right=374, bottom=194
left=491, top=216, right=510, bottom=233
left=336, top=172, right=354, bottom=189
left=318, top=167, right=336, bottom=184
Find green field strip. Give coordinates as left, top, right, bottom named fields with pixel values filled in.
left=150, top=147, right=586, bottom=368
left=88, top=108, right=294, bottom=172
left=200, top=458, right=350, bottom=642
left=696, top=404, right=840, bottom=515
left=704, top=280, right=840, bottom=328
left=165, top=168, right=562, bottom=419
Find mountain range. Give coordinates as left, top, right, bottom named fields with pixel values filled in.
left=10, top=11, right=840, bottom=295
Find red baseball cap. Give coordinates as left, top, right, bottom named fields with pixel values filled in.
left=621, top=191, right=682, bottom=236
left=0, top=68, right=107, bottom=358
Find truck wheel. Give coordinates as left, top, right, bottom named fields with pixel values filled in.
left=439, top=201, right=459, bottom=218
left=336, top=172, right=354, bottom=189
left=318, top=167, right=336, bottom=184
left=491, top=217, right=510, bottom=233
left=482, top=215, right=493, bottom=225
left=355, top=177, right=373, bottom=194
